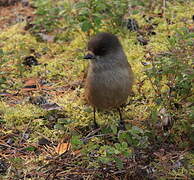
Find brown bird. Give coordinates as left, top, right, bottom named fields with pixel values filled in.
left=84, top=32, right=134, bottom=129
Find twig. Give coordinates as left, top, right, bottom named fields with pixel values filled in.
left=85, top=128, right=101, bottom=139
left=83, top=133, right=109, bottom=142
left=19, top=119, right=32, bottom=144
left=162, top=0, right=166, bottom=17
left=0, top=140, right=17, bottom=150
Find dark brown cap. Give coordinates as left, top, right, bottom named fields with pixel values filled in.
left=87, top=32, right=122, bottom=56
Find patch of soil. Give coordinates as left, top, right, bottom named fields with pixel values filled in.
left=0, top=1, right=34, bottom=30
left=0, top=0, right=20, bottom=6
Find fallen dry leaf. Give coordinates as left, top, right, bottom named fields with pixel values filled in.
left=71, top=150, right=81, bottom=156
left=55, top=142, right=81, bottom=156
left=23, top=78, right=39, bottom=87
left=21, top=78, right=40, bottom=92
left=55, top=142, right=71, bottom=155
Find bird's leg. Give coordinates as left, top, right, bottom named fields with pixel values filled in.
left=118, top=107, right=122, bottom=121
left=118, top=107, right=125, bottom=130
left=93, top=107, right=98, bottom=128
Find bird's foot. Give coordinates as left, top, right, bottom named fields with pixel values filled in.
left=91, top=121, right=99, bottom=130
left=118, top=122, right=126, bottom=130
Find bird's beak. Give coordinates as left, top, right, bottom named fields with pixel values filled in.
left=84, top=51, right=95, bottom=59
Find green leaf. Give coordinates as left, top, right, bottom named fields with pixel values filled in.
left=71, top=135, right=83, bottom=146
left=0, top=119, right=6, bottom=124
left=132, top=10, right=139, bottom=15
left=130, top=126, right=143, bottom=135
left=93, top=16, right=102, bottom=26
left=24, top=146, right=36, bottom=151
left=151, top=110, right=158, bottom=122
left=121, top=142, right=128, bottom=149
left=111, top=124, right=117, bottom=134
left=98, top=156, right=112, bottom=164
left=114, top=157, right=124, bottom=170
left=54, top=124, right=64, bottom=130
left=80, top=21, right=92, bottom=32
left=115, top=143, right=121, bottom=150
left=0, top=49, right=3, bottom=56
left=75, top=2, right=87, bottom=9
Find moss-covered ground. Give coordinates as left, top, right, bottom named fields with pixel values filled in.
left=0, top=0, right=193, bottom=179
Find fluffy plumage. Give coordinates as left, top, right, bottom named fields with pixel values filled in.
left=84, top=32, right=134, bottom=127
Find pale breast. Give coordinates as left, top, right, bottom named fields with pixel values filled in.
left=85, top=66, right=133, bottom=109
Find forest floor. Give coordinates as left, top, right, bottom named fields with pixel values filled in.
left=0, top=0, right=194, bottom=179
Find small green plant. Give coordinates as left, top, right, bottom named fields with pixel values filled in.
left=32, top=0, right=62, bottom=33
left=118, top=126, right=150, bottom=148
left=31, top=0, right=130, bottom=35
left=145, top=27, right=193, bottom=106
left=144, top=27, right=194, bottom=145
left=74, top=0, right=129, bottom=33
left=0, top=49, right=10, bottom=90
left=98, top=142, right=132, bottom=170
left=70, top=126, right=149, bottom=170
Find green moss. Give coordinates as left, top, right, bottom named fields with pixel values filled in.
left=0, top=1, right=194, bottom=178
left=1, top=102, right=45, bottom=127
